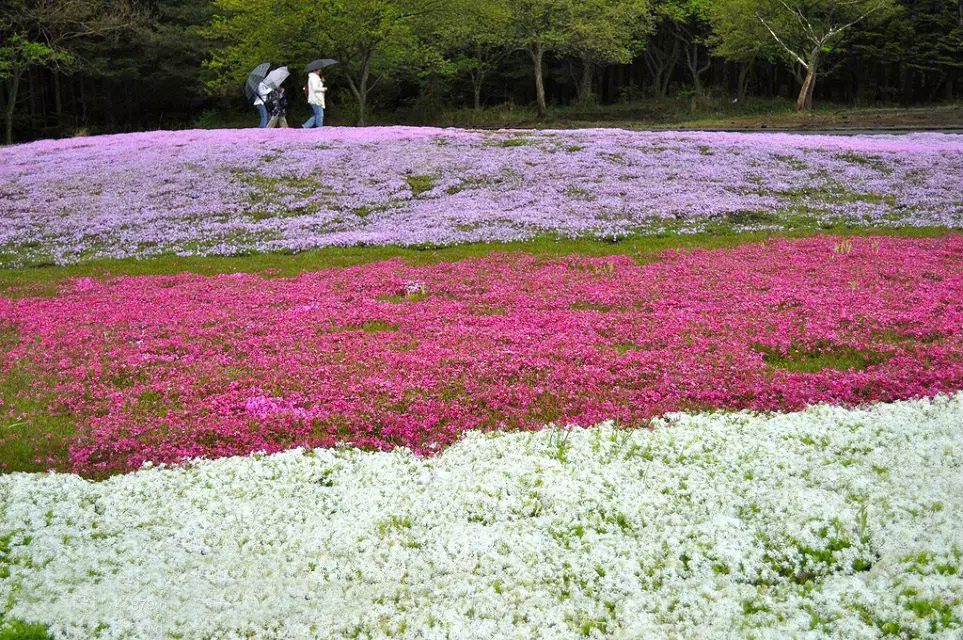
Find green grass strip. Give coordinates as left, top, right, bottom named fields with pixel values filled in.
left=0, top=227, right=956, bottom=293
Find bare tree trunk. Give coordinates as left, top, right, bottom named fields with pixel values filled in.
left=357, top=85, right=367, bottom=126
left=644, top=36, right=679, bottom=99
left=125, top=80, right=134, bottom=129
left=674, top=21, right=712, bottom=100
left=795, top=62, right=816, bottom=111
left=643, top=48, right=662, bottom=97
left=682, top=41, right=704, bottom=96
left=529, top=42, right=547, bottom=118
left=577, top=54, right=593, bottom=106
left=37, top=67, right=51, bottom=126
left=53, top=70, right=63, bottom=128
left=469, top=68, right=484, bottom=110
left=737, top=61, right=751, bottom=102
left=80, top=76, right=88, bottom=125
left=5, top=67, right=23, bottom=145
left=804, top=69, right=816, bottom=109
left=343, top=56, right=371, bottom=126
left=357, top=87, right=368, bottom=126
left=345, top=79, right=368, bottom=126
left=28, top=68, right=40, bottom=129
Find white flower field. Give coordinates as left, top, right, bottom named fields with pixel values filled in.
left=3, top=395, right=961, bottom=639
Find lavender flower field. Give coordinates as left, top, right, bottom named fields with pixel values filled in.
left=2, top=127, right=962, bottom=266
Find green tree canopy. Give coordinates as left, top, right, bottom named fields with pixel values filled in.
left=1, top=0, right=142, bottom=142
left=562, top=0, right=653, bottom=105
left=656, top=0, right=714, bottom=96
left=501, top=0, right=573, bottom=117
left=205, top=0, right=442, bottom=124
left=433, top=0, right=512, bottom=110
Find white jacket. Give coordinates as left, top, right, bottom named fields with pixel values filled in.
left=253, top=81, right=272, bottom=106
left=307, top=73, right=326, bottom=108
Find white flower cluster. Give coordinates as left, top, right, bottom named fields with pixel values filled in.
left=402, top=280, right=426, bottom=298
left=2, top=395, right=962, bottom=640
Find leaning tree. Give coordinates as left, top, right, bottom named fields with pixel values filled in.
left=710, top=0, right=896, bottom=110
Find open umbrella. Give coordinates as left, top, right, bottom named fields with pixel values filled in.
left=244, top=62, right=271, bottom=100
left=305, top=59, right=338, bottom=72
left=262, top=66, right=290, bottom=91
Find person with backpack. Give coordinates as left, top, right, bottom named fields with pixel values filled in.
left=302, top=69, right=326, bottom=128
left=266, top=86, right=289, bottom=128
left=252, top=80, right=273, bottom=128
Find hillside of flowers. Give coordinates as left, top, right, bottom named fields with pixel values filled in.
left=2, top=235, right=961, bottom=475
left=3, top=126, right=963, bottom=640
left=1, top=127, right=962, bottom=266
left=2, top=394, right=962, bottom=640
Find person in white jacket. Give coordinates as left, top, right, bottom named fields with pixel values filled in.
left=302, top=70, right=326, bottom=128
left=253, top=81, right=273, bottom=128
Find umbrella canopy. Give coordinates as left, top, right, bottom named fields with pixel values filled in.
left=305, top=59, right=338, bottom=72
left=244, top=62, right=271, bottom=100
left=262, top=66, right=290, bottom=91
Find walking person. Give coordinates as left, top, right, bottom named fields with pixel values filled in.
left=253, top=80, right=273, bottom=128
left=266, top=86, right=289, bottom=128
left=302, top=69, right=326, bottom=128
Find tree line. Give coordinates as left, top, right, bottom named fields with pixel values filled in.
left=2, top=0, right=962, bottom=143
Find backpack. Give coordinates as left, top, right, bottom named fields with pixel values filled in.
left=303, top=84, right=309, bottom=99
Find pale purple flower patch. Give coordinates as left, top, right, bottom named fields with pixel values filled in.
left=1, top=127, right=960, bottom=265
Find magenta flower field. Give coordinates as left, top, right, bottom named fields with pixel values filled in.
left=2, top=127, right=962, bottom=266
left=2, top=235, right=961, bottom=474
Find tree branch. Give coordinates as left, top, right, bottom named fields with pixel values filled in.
left=757, top=13, right=808, bottom=69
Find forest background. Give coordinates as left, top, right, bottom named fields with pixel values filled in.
left=2, top=0, right=962, bottom=144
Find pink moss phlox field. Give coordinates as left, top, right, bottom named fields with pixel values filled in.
left=2, top=127, right=962, bottom=266
left=2, top=235, right=962, bottom=474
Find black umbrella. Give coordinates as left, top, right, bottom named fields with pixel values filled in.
left=305, top=59, right=338, bottom=72
left=244, top=62, right=271, bottom=100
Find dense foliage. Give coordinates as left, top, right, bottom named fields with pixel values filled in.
left=1, top=0, right=961, bottom=142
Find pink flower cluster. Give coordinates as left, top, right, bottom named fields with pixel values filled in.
left=2, top=235, right=962, bottom=474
